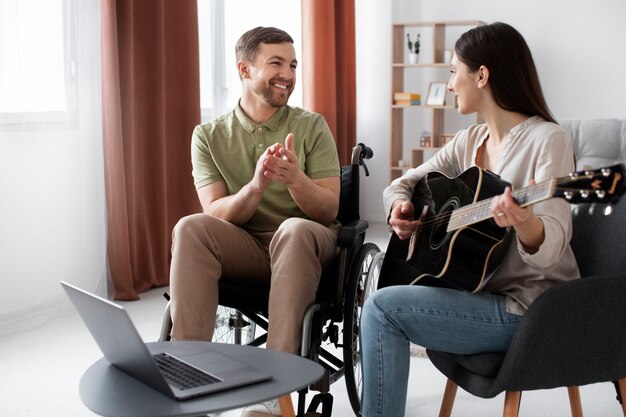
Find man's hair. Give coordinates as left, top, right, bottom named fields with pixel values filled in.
left=235, top=26, right=294, bottom=64
left=454, top=22, right=556, bottom=124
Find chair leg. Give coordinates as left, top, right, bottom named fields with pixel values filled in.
left=567, top=386, right=583, bottom=417
left=438, top=379, right=458, bottom=417
left=502, top=391, right=521, bottom=417
left=617, top=378, right=626, bottom=417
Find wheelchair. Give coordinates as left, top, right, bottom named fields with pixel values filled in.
left=159, top=143, right=384, bottom=417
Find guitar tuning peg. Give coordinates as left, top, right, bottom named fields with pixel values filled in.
left=604, top=205, right=614, bottom=216
left=572, top=205, right=579, bottom=216
left=588, top=203, right=596, bottom=215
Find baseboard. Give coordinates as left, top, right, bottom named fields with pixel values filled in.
left=0, top=297, right=73, bottom=336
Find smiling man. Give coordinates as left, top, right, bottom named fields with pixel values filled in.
left=168, top=27, right=341, bottom=417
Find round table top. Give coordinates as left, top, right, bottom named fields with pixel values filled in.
left=79, top=341, right=324, bottom=417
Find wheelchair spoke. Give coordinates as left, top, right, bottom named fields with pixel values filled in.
left=212, top=306, right=256, bottom=345
left=343, top=243, right=383, bottom=416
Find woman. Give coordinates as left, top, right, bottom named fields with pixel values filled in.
left=360, top=22, right=579, bottom=417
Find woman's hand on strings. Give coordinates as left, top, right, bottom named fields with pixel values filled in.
left=389, top=199, right=422, bottom=240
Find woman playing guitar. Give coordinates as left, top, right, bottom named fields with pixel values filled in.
left=360, top=22, right=580, bottom=417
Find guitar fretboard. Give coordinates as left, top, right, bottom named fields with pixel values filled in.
left=446, top=179, right=556, bottom=232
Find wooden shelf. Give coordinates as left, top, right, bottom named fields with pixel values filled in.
left=392, top=20, right=485, bottom=28
left=392, top=63, right=452, bottom=68
left=413, top=147, right=443, bottom=151
left=389, top=19, right=485, bottom=181
left=392, top=104, right=456, bottom=109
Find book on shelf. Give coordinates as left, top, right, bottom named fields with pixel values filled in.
left=394, top=99, right=421, bottom=106
left=393, top=92, right=421, bottom=101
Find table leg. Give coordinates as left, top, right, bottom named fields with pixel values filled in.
left=279, top=395, right=296, bottom=417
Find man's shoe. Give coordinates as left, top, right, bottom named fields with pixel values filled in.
left=241, top=399, right=281, bottom=417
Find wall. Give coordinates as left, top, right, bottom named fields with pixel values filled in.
left=2, top=0, right=624, bottom=330
left=0, top=0, right=106, bottom=334
left=356, top=0, right=626, bottom=224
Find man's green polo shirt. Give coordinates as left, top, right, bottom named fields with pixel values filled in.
left=191, top=104, right=340, bottom=233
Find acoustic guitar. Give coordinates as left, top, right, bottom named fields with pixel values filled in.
left=379, top=164, right=626, bottom=292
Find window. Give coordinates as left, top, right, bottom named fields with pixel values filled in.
left=0, top=0, right=77, bottom=127
left=197, top=0, right=302, bottom=122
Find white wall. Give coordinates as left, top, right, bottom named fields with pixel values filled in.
left=0, top=0, right=106, bottom=334
left=356, top=0, right=626, bottom=224
left=2, top=0, right=625, bottom=330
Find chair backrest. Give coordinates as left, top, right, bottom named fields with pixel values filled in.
left=570, top=202, right=626, bottom=277
left=337, top=164, right=360, bottom=226
left=561, top=118, right=626, bottom=170
left=562, top=118, right=626, bottom=277
left=337, top=142, right=373, bottom=226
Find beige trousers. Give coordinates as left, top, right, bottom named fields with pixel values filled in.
left=169, top=213, right=338, bottom=354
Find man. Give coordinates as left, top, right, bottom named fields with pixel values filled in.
left=169, top=27, right=340, bottom=417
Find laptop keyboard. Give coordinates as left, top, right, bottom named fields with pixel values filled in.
left=153, top=352, right=221, bottom=390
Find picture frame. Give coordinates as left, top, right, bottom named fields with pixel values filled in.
left=425, top=82, right=447, bottom=106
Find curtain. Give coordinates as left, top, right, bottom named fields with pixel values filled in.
left=301, top=0, right=356, bottom=165
left=101, top=0, right=202, bottom=300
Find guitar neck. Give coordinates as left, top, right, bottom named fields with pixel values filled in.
left=447, top=179, right=556, bottom=232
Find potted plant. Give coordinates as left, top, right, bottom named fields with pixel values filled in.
left=406, top=33, right=420, bottom=64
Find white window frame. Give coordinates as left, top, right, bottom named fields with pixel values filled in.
left=197, top=0, right=302, bottom=123
left=0, top=0, right=78, bottom=130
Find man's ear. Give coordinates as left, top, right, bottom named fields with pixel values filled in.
left=237, top=61, right=250, bottom=79
left=477, top=65, right=490, bottom=88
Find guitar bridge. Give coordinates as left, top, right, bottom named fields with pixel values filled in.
left=406, top=205, right=429, bottom=261
left=406, top=230, right=416, bottom=262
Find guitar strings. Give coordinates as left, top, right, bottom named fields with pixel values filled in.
left=413, top=176, right=586, bottom=233
left=414, top=178, right=551, bottom=232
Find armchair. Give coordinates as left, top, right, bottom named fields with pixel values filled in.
left=427, top=119, right=626, bottom=417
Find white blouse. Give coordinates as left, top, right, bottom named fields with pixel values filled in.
left=383, top=116, right=580, bottom=315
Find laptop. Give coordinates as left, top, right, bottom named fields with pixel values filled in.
left=61, top=281, right=272, bottom=400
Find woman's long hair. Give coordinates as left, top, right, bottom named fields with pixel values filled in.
left=455, top=22, right=557, bottom=124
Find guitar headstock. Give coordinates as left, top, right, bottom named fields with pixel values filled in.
left=555, top=164, right=626, bottom=206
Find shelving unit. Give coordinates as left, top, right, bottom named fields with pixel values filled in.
left=389, top=20, right=485, bottom=181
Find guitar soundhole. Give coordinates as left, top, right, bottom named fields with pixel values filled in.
left=429, top=197, right=459, bottom=250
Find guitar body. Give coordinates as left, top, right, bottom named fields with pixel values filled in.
left=379, top=167, right=511, bottom=292
left=379, top=163, right=626, bottom=292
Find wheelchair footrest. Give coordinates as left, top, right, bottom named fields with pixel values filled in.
left=306, top=393, right=333, bottom=417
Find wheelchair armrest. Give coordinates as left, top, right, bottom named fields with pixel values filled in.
left=337, top=219, right=369, bottom=248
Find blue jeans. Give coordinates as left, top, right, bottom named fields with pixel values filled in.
left=360, top=285, right=522, bottom=417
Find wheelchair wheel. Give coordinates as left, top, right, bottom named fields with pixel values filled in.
left=343, top=242, right=384, bottom=416
left=212, top=306, right=256, bottom=345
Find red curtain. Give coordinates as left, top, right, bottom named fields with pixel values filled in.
left=301, top=0, right=357, bottom=165
left=100, top=0, right=202, bottom=300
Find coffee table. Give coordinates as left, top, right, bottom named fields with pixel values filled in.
left=79, top=341, right=324, bottom=417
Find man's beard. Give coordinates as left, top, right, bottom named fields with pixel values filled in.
left=254, top=78, right=293, bottom=108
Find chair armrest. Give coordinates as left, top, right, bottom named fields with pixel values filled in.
left=497, top=272, right=626, bottom=391
left=337, top=219, right=369, bottom=248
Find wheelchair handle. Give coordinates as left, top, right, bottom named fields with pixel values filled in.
left=351, top=143, right=373, bottom=176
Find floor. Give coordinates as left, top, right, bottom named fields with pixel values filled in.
left=1, top=223, right=623, bottom=417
